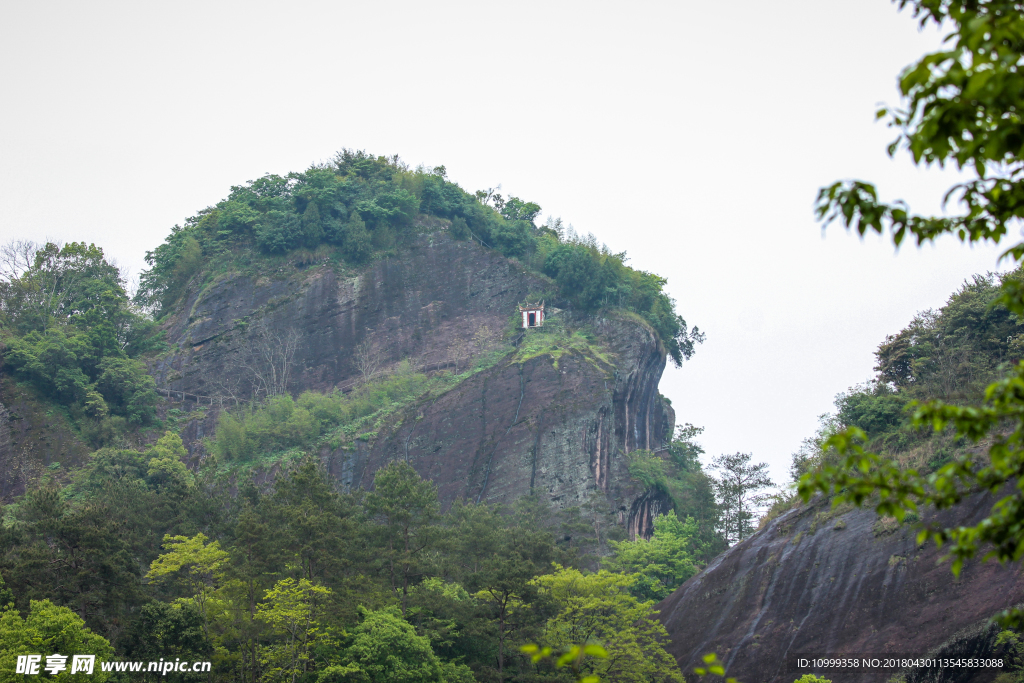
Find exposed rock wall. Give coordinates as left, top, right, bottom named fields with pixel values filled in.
left=657, top=493, right=1024, bottom=683
left=156, top=233, right=675, bottom=534
left=319, top=311, right=673, bottom=520
left=0, top=379, right=92, bottom=501
left=154, top=234, right=546, bottom=397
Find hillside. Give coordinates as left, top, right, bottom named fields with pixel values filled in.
left=0, top=153, right=722, bottom=683
left=0, top=153, right=704, bottom=530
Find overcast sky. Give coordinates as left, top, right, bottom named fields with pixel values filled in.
left=0, top=1, right=1010, bottom=486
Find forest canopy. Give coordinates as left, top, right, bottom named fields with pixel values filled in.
left=0, top=241, right=160, bottom=428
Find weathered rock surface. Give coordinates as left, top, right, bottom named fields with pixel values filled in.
left=154, top=233, right=546, bottom=396
left=0, top=379, right=92, bottom=501
left=320, top=311, right=673, bottom=524
left=156, top=233, right=674, bottom=533
left=658, top=493, right=1024, bottom=683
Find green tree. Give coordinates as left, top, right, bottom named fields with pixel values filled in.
left=499, top=197, right=542, bottom=225
left=804, top=0, right=1024, bottom=625
left=531, top=566, right=683, bottom=683
left=146, top=533, right=230, bottom=638
left=119, top=601, right=210, bottom=679
left=136, top=230, right=202, bottom=314
left=145, top=431, right=194, bottom=492
left=667, top=425, right=726, bottom=560
left=0, top=599, right=115, bottom=683
left=365, top=462, right=440, bottom=614
left=0, top=488, right=141, bottom=635
left=256, top=578, right=333, bottom=683
left=0, top=241, right=123, bottom=333
left=403, top=578, right=473, bottom=663
left=1, top=240, right=158, bottom=425
left=319, top=606, right=444, bottom=683
left=301, top=202, right=325, bottom=248
left=544, top=243, right=608, bottom=311
left=603, top=511, right=701, bottom=600
left=449, top=216, right=471, bottom=241
left=711, top=452, right=774, bottom=545
left=341, top=213, right=373, bottom=264
left=268, top=458, right=355, bottom=585
left=222, top=487, right=286, bottom=683
left=0, top=574, right=12, bottom=607
left=448, top=500, right=557, bottom=683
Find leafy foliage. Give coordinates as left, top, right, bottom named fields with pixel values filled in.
left=0, top=242, right=159, bottom=428
left=256, top=578, right=333, bottom=683
left=531, top=566, right=683, bottom=683
left=210, top=370, right=446, bottom=461
left=816, top=1, right=1024, bottom=254
left=804, top=0, right=1024, bottom=629
left=540, top=233, right=704, bottom=365
left=327, top=606, right=445, bottom=683
left=1, top=451, right=695, bottom=682
left=0, top=599, right=115, bottom=683
left=621, top=426, right=728, bottom=564
left=603, top=511, right=702, bottom=600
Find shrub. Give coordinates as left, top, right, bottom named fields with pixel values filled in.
left=208, top=371, right=436, bottom=461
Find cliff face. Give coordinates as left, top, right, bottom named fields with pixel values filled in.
left=658, top=493, right=1024, bottom=683
left=154, top=233, right=542, bottom=396
left=155, top=233, right=674, bottom=533
left=319, top=310, right=673, bottom=524
left=0, top=379, right=92, bottom=501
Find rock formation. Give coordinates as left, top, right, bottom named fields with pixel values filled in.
left=658, top=492, right=1024, bottom=683
left=154, top=232, right=675, bottom=535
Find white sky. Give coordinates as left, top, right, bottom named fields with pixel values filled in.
left=0, top=1, right=1011, bottom=486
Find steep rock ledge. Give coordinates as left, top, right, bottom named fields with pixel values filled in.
left=658, top=493, right=1024, bottom=683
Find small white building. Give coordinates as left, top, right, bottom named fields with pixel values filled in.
left=519, top=301, right=545, bottom=328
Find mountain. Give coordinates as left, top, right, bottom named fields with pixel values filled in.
left=0, top=153, right=702, bottom=542
left=0, top=155, right=711, bottom=683
left=153, top=231, right=675, bottom=535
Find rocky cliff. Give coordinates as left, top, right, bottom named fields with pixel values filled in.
left=154, top=232, right=674, bottom=534
left=658, top=493, right=1024, bottom=683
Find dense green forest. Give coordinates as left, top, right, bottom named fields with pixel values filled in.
left=0, top=241, right=162, bottom=446
left=0, top=440, right=718, bottom=683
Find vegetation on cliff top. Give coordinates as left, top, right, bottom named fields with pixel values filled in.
left=134, top=150, right=702, bottom=366
left=790, top=270, right=1024, bottom=487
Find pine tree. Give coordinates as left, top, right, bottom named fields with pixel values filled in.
left=341, top=213, right=372, bottom=264
left=711, top=452, right=774, bottom=545
left=300, top=202, right=324, bottom=248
